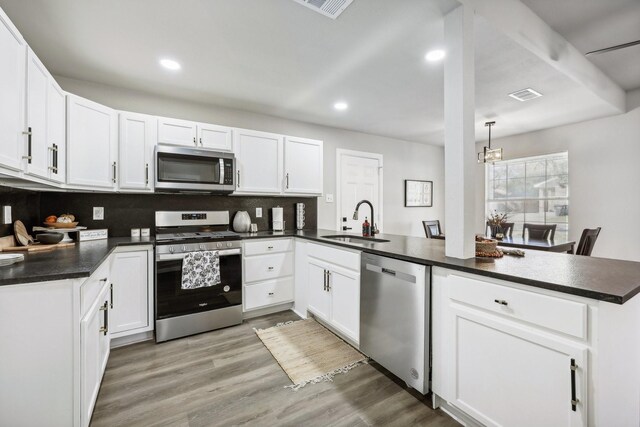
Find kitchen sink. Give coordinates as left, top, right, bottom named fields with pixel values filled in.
left=321, top=234, right=390, bottom=244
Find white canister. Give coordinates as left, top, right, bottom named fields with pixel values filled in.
left=272, top=207, right=284, bottom=231
left=232, top=211, right=251, bottom=232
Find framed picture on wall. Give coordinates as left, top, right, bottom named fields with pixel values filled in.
left=404, top=180, right=433, bottom=207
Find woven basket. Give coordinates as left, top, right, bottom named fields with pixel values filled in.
left=476, top=239, right=498, bottom=254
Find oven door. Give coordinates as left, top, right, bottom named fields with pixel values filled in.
left=155, top=248, right=242, bottom=320
left=155, top=145, right=235, bottom=193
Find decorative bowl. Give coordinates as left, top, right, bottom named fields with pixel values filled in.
left=43, top=222, right=79, bottom=229
left=36, top=233, right=64, bottom=244
left=475, top=238, right=498, bottom=254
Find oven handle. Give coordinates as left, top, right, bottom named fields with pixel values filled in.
left=157, top=248, right=241, bottom=261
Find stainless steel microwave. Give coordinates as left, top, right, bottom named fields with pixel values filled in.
left=154, top=145, right=235, bottom=193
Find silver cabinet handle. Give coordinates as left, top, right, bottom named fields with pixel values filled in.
left=110, top=283, right=114, bottom=309
left=327, top=271, right=331, bottom=291
left=193, top=136, right=197, bottom=146
left=112, top=162, right=117, bottom=183
left=268, top=266, right=274, bottom=271
left=22, top=127, right=32, bottom=163
left=494, top=299, right=508, bottom=306
left=286, top=172, right=289, bottom=189
left=99, top=301, right=108, bottom=335
left=268, top=292, right=274, bottom=296
left=145, top=163, right=149, bottom=186
left=199, top=137, right=203, bottom=146
left=48, top=145, right=58, bottom=173
left=267, top=246, right=274, bottom=250
left=323, top=269, right=327, bottom=291
left=237, top=170, right=240, bottom=188
left=570, top=358, right=579, bottom=411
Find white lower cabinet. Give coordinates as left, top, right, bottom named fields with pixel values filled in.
left=243, top=238, right=295, bottom=312
left=80, top=280, right=111, bottom=427
left=109, top=247, right=154, bottom=337
left=305, top=243, right=360, bottom=344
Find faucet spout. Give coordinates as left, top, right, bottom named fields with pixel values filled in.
left=353, top=200, right=377, bottom=235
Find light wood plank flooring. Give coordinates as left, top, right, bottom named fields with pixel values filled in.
left=91, top=311, right=459, bottom=427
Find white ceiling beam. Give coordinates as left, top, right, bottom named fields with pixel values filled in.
left=459, top=0, right=626, bottom=113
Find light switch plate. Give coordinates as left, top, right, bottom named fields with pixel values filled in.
left=2, top=206, right=11, bottom=224
left=325, top=193, right=334, bottom=203
left=256, top=207, right=262, bottom=218
left=93, top=207, right=104, bottom=220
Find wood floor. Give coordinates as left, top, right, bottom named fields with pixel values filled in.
left=91, top=311, right=459, bottom=427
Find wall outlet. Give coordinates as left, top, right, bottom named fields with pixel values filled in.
left=2, top=206, right=11, bottom=224
left=325, top=193, right=334, bottom=203
left=93, top=207, right=104, bottom=220
left=256, top=207, right=262, bottom=218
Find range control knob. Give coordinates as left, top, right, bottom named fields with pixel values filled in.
left=169, top=246, right=174, bottom=254
left=199, top=244, right=205, bottom=250
left=226, top=242, right=233, bottom=247
left=216, top=242, right=222, bottom=248
left=182, top=245, right=186, bottom=252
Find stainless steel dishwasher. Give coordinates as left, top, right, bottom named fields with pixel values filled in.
left=360, top=253, right=430, bottom=394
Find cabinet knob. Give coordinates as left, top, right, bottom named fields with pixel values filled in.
left=268, top=266, right=274, bottom=271
left=268, top=292, right=274, bottom=296
left=494, top=299, right=508, bottom=306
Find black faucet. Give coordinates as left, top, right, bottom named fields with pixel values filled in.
left=352, top=200, right=378, bottom=235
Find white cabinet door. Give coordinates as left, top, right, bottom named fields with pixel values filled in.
left=233, top=128, right=283, bottom=194
left=67, top=94, right=117, bottom=188
left=47, top=79, right=66, bottom=184
left=306, top=258, right=331, bottom=321
left=157, top=117, right=197, bottom=147
left=328, top=267, right=360, bottom=343
left=119, top=112, right=155, bottom=191
left=284, top=136, right=323, bottom=194
left=0, top=10, right=26, bottom=171
left=25, top=49, right=49, bottom=179
left=450, top=305, right=587, bottom=427
left=110, top=250, right=150, bottom=335
left=80, top=283, right=110, bottom=427
left=197, top=122, right=232, bottom=151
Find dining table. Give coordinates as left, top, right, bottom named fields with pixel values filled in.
left=430, top=234, right=576, bottom=254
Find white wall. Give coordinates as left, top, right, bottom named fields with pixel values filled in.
left=56, top=76, right=444, bottom=238
left=475, top=89, right=640, bottom=261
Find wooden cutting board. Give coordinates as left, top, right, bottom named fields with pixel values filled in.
left=1, top=242, right=76, bottom=252
left=14, top=220, right=34, bottom=246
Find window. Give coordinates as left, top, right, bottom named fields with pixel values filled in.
left=486, top=152, right=569, bottom=240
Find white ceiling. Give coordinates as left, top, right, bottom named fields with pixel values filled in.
left=0, top=0, right=627, bottom=144
left=521, top=0, right=640, bottom=91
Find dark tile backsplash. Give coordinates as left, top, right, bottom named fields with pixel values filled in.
left=39, top=192, right=317, bottom=237
left=0, top=186, right=40, bottom=237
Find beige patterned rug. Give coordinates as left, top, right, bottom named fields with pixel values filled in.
left=255, top=318, right=367, bottom=390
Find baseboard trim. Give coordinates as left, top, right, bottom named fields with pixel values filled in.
left=110, top=331, right=154, bottom=348
left=432, top=394, right=483, bottom=427
left=243, top=302, right=294, bottom=319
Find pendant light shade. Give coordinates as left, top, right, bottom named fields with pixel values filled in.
left=478, top=121, right=503, bottom=163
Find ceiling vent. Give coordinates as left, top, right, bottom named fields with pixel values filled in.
left=292, top=0, right=354, bottom=19
left=508, top=88, right=543, bottom=102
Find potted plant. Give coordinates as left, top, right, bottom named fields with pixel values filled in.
left=487, top=211, right=508, bottom=238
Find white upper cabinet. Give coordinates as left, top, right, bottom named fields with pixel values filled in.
left=25, top=48, right=66, bottom=183
left=67, top=94, right=118, bottom=189
left=47, top=79, right=66, bottom=184
left=119, top=112, right=155, bottom=191
left=284, top=136, right=323, bottom=194
left=197, top=122, right=232, bottom=151
left=157, top=117, right=197, bottom=147
left=0, top=9, right=26, bottom=171
left=233, top=128, right=283, bottom=194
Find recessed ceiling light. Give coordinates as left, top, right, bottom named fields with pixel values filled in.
left=160, top=58, right=181, bottom=71
left=425, top=49, right=446, bottom=62
left=334, top=101, right=348, bottom=111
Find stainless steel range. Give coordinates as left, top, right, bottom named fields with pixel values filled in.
left=154, top=211, right=242, bottom=342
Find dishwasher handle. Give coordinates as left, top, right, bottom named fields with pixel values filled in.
left=365, top=263, right=417, bottom=283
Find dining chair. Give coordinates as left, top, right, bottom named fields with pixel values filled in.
left=575, top=227, right=601, bottom=256
left=486, top=221, right=514, bottom=237
left=422, top=220, right=441, bottom=238
left=523, top=223, right=557, bottom=240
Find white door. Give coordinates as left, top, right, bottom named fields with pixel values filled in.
left=157, top=117, right=197, bottom=147
left=306, top=258, right=331, bottom=321
left=25, top=49, right=50, bottom=179
left=328, top=267, right=360, bottom=343
left=67, top=94, right=117, bottom=188
left=197, top=122, right=233, bottom=151
left=233, top=128, right=283, bottom=194
left=0, top=9, right=26, bottom=171
left=110, top=251, right=149, bottom=334
left=80, top=284, right=110, bottom=427
left=47, top=79, right=66, bottom=184
left=119, top=112, right=154, bottom=191
left=337, top=150, right=383, bottom=233
left=451, top=305, right=587, bottom=427
left=284, top=136, right=323, bottom=194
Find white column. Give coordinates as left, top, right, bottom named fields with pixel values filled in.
left=444, top=4, right=476, bottom=259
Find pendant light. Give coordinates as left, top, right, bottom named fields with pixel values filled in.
left=477, top=121, right=503, bottom=163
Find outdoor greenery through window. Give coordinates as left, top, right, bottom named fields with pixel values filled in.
left=486, top=152, right=569, bottom=240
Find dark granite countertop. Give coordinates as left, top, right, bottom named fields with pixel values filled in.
left=0, top=237, right=154, bottom=286
left=239, top=229, right=640, bottom=304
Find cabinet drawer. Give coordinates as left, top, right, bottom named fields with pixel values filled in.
left=80, top=261, right=110, bottom=318
left=307, top=242, right=360, bottom=272
left=244, top=238, right=293, bottom=256
left=244, top=252, right=293, bottom=283
left=244, top=277, right=294, bottom=311
left=448, top=274, right=587, bottom=340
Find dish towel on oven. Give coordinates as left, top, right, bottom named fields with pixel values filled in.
left=181, top=251, right=221, bottom=289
